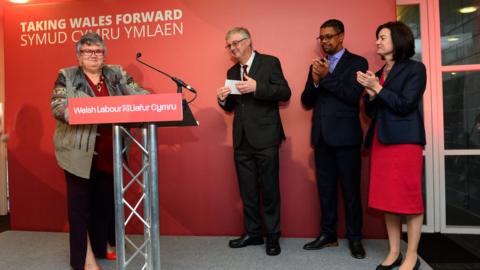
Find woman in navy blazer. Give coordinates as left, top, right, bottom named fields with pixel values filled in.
left=357, top=21, right=426, bottom=270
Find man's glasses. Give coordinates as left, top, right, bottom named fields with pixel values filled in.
left=225, top=38, right=248, bottom=49
left=316, top=32, right=342, bottom=42
left=80, top=49, right=105, bottom=57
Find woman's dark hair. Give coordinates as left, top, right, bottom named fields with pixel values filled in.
left=376, top=21, right=415, bottom=61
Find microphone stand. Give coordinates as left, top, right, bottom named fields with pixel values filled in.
left=135, top=53, right=197, bottom=96
left=135, top=53, right=198, bottom=126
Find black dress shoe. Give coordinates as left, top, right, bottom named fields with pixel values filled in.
left=228, top=234, right=264, bottom=248
left=376, top=253, right=403, bottom=270
left=266, top=237, right=281, bottom=256
left=348, top=240, right=366, bottom=259
left=303, top=234, right=338, bottom=250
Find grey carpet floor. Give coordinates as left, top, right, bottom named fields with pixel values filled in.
left=0, top=231, right=432, bottom=270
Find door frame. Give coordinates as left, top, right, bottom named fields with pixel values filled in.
left=398, top=0, right=480, bottom=234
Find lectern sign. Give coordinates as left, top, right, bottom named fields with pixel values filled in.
left=68, top=93, right=183, bottom=124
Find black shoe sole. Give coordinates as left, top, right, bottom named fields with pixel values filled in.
left=266, top=250, right=281, bottom=256
left=303, top=242, right=339, bottom=250
left=229, top=241, right=264, bottom=248
left=351, top=253, right=366, bottom=259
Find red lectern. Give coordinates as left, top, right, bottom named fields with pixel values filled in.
left=69, top=93, right=197, bottom=270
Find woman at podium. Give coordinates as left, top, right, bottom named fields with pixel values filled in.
left=50, top=32, right=149, bottom=270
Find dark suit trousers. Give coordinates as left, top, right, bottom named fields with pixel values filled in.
left=65, top=169, right=116, bottom=270
left=234, top=137, right=281, bottom=237
left=314, top=139, right=362, bottom=241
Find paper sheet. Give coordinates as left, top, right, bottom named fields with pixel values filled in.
left=225, top=79, right=242, bottom=95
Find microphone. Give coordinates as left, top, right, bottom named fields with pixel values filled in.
left=135, top=52, right=197, bottom=94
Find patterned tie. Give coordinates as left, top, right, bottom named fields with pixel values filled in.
left=242, top=65, right=249, bottom=81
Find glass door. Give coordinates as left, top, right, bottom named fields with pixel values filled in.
left=397, top=0, right=480, bottom=235
left=397, top=0, right=435, bottom=232
left=435, top=0, right=480, bottom=234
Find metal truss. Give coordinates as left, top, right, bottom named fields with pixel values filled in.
left=113, top=124, right=161, bottom=270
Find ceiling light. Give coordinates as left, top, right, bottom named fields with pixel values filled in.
left=451, top=72, right=457, bottom=75
left=9, top=0, right=29, bottom=3
left=447, top=36, right=459, bottom=42
left=459, top=6, right=478, bottom=13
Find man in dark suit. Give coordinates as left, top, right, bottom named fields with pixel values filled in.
left=217, top=27, right=291, bottom=256
left=301, top=19, right=368, bottom=259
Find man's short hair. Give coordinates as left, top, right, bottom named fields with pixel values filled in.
left=321, top=19, right=345, bottom=34
left=225, top=27, right=251, bottom=41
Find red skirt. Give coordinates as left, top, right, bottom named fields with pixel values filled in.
left=368, top=129, right=424, bottom=214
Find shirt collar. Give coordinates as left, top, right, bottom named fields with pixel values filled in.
left=329, top=48, right=345, bottom=61
left=243, top=51, right=256, bottom=68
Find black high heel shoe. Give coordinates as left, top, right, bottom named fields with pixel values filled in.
left=413, top=258, right=421, bottom=270
left=376, top=253, right=403, bottom=270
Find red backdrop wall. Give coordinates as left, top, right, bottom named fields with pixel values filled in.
left=4, top=0, right=395, bottom=237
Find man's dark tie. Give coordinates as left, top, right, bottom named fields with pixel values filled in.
left=242, top=65, right=249, bottom=81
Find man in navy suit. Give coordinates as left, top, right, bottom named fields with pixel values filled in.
left=217, top=27, right=291, bottom=256
left=301, top=19, right=368, bottom=259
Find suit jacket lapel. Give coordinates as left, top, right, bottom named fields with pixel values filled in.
left=383, top=60, right=409, bottom=86
left=331, top=49, right=349, bottom=75
left=72, top=68, right=95, bottom=97
left=232, top=64, right=242, bottom=80
left=248, top=51, right=262, bottom=78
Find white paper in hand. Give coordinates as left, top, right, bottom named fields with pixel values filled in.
left=225, top=79, right=242, bottom=95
